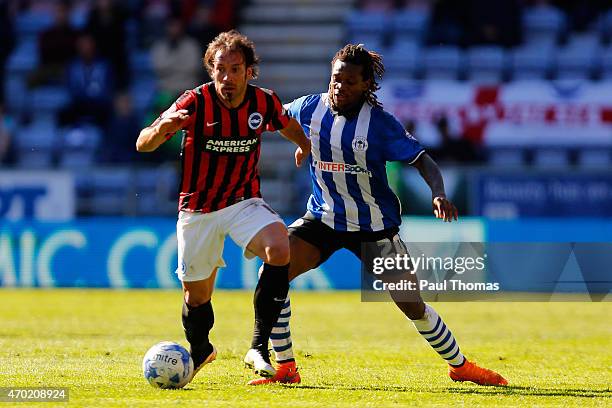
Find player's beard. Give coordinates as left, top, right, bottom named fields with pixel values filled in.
left=220, top=77, right=247, bottom=106
left=223, top=90, right=235, bottom=102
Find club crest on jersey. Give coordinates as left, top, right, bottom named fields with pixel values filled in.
left=248, top=112, right=263, bottom=130
left=352, top=136, right=368, bottom=151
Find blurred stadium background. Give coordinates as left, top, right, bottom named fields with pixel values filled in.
left=0, top=0, right=611, bottom=291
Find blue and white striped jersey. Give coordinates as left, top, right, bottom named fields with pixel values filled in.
left=286, top=93, right=425, bottom=232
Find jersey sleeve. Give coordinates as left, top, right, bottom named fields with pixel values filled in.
left=152, top=90, right=197, bottom=140
left=174, top=90, right=197, bottom=114
left=382, top=111, right=425, bottom=163
left=284, top=95, right=309, bottom=123
left=265, top=91, right=291, bottom=131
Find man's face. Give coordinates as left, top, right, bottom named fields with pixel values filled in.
left=329, top=60, right=370, bottom=112
left=212, top=50, right=252, bottom=105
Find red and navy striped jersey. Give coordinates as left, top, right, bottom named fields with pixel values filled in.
left=164, top=82, right=290, bottom=213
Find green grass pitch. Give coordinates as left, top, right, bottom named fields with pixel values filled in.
left=0, top=289, right=610, bottom=407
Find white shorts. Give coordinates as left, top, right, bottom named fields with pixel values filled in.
left=176, top=198, right=284, bottom=282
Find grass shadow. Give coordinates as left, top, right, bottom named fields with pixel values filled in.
left=289, top=384, right=611, bottom=399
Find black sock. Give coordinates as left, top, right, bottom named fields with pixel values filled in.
left=251, top=263, right=289, bottom=359
left=182, top=300, right=214, bottom=365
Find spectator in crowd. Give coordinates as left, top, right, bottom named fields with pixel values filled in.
left=431, top=115, right=481, bottom=163
left=59, top=33, right=114, bottom=126
left=427, top=0, right=467, bottom=46
left=151, top=17, right=201, bottom=100
left=139, top=0, right=175, bottom=48
left=0, top=1, right=15, bottom=104
left=85, top=0, right=129, bottom=89
left=358, top=0, right=394, bottom=12
left=100, top=92, right=141, bottom=163
left=464, top=0, right=521, bottom=47
left=186, top=2, right=219, bottom=51
left=27, top=1, right=77, bottom=88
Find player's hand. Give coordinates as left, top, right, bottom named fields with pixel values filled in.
left=157, top=109, right=190, bottom=136
left=295, top=141, right=311, bottom=167
left=433, top=196, right=458, bottom=222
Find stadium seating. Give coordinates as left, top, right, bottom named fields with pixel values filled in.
left=15, top=118, right=58, bottom=168
left=30, top=86, right=70, bottom=113
left=3, top=1, right=611, bottom=218
left=522, top=4, right=567, bottom=46
left=423, top=46, right=464, bottom=80
left=15, top=10, right=53, bottom=42
left=89, top=168, right=132, bottom=215
left=384, top=41, right=420, bottom=79
left=466, top=46, right=507, bottom=83
left=532, top=148, right=570, bottom=168
left=555, top=34, right=600, bottom=80
left=577, top=149, right=611, bottom=168
left=345, top=10, right=388, bottom=47
left=58, top=125, right=101, bottom=169
left=390, top=8, right=429, bottom=45
left=511, top=44, right=554, bottom=80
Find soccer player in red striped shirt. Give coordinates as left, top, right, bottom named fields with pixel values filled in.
left=136, top=30, right=311, bottom=384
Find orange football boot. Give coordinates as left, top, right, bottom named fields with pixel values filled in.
left=449, top=359, right=508, bottom=386
left=247, top=361, right=301, bottom=385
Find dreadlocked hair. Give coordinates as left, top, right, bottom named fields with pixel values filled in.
left=328, top=43, right=385, bottom=108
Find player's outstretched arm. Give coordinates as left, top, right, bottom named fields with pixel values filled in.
left=279, top=118, right=311, bottom=167
left=136, top=108, right=190, bottom=152
left=411, top=153, right=458, bottom=222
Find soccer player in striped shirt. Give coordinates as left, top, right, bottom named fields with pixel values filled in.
left=249, top=44, right=508, bottom=386
left=136, top=30, right=311, bottom=383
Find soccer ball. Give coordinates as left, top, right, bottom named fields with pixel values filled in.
left=142, top=341, right=194, bottom=389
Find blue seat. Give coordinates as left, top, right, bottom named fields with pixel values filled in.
left=391, top=9, right=429, bottom=45
left=532, top=149, right=569, bottom=168
left=466, top=46, right=507, bottom=83
left=577, top=149, right=611, bottom=168
left=511, top=44, right=554, bottom=80
left=486, top=148, right=525, bottom=166
left=69, top=6, right=88, bottom=29
left=130, top=50, right=153, bottom=74
left=15, top=11, right=53, bottom=38
left=58, top=125, right=102, bottom=169
left=130, top=78, right=157, bottom=113
left=4, top=74, right=27, bottom=113
left=601, top=46, right=612, bottom=79
left=423, top=46, right=464, bottom=80
left=15, top=118, right=58, bottom=168
left=522, top=5, right=567, bottom=46
left=347, top=34, right=383, bottom=52
left=90, top=169, right=132, bottom=215
left=6, top=40, right=39, bottom=74
left=555, top=34, right=600, bottom=80
left=383, top=41, right=419, bottom=79
left=346, top=10, right=388, bottom=35
left=134, top=167, right=178, bottom=214
left=597, top=9, right=612, bottom=43
left=31, top=86, right=70, bottom=113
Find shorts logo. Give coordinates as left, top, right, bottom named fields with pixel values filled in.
left=248, top=112, right=263, bottom=130
left=352, top=136, right=368, bottom=151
